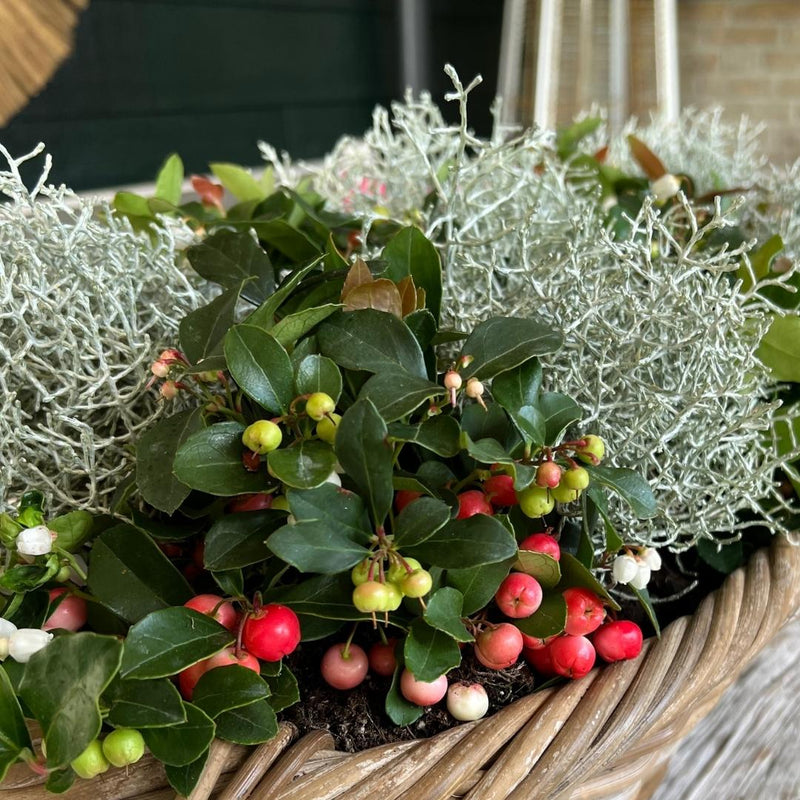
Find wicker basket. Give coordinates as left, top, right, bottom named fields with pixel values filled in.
left=3, top=535, right=800, bottom=800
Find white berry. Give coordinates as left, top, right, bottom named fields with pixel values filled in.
left=446, top=682, right=489, bottom=721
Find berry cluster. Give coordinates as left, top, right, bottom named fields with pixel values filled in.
left=70, top=729, right=146, bottom=779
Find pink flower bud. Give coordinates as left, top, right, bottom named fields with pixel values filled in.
left=160, top=381, right=179, bottom=400
left=151, top=360, right=170, bottom=378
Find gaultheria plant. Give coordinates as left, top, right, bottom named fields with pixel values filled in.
left=276, top=68, right=800, bottom=549
left=0, top=144, right=204, bottom=514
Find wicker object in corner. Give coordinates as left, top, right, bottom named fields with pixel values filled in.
left=3, top=536, right=799, bottom=800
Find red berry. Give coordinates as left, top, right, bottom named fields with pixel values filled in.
left=395, top=490, right=422, bottom=513
left=484, top=475, right=518, bottom=507
left=536, top=461, right=563, bottom=489
left=228, top=493, right=273, bottom=513
left=474, top=623, right=524, bottom=669
left=43, top=588, right=87, bottom=632
left=523, top=643, right=558, bottom=676
left=456, top=490, right=493, bottom=520
left=184, top=594, right=238, bottom=633
left=242, top=604, right=301, bottom=662
left=592, top=620, right=643, bottom=662
left=178, top=646, right=260, bottom=700
left=520, top=632, right=557, bottom=651
left=518, top=533, right=561, bottom=561
left=321, top=643, right=369, bottom=690
left=368, top=639, right=398, bottom=677
left=549, top=635, right=596, bottom=679
left=495, top=573, right=543, bottom=619
left=400, top=670, right=448, bottom=706
left=563, top=588, right=606, bottom=636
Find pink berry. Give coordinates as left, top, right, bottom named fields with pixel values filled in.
left=242, top=604, right=301, bottom=662
left=523, top=644, right=558, bottom=677
left=184, top=594, right=239, bottom=633
left=592, top=620, right=643, bottom=662
left=321, top=643, right=369, bottom=690
left=474, top=623, right=524, bottom=669
left=518, top=533, right=561, bottom=562
left=400, top=670, right=448, bottom=706
left=519, top=632, right=557, bottom=650
left=456, top=490, right=493, bottom=520
left=495, top=573, right=543, bottom=619
left=178, top=646, right=260, bottom=700
left=563, top=588, right=606, bottom=636
left=43, top=588, right=87, bottom=632
left=535, top=461, right=563, bottom=489
left=368, top=640, right=398, bottom=677
left=549, top=635, right=596, bottom=679
left=484, top=475, right=518, bottom=507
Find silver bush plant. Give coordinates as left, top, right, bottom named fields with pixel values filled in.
left=269, top=68, right=800, bottom=550
left=0, top=144, right=204, bottom=514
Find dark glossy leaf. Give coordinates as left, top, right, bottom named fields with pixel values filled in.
left=136, top=409, right=203, bottom=514
left=3, top=590, right=48, bottom=629
left=407, top=515, right=517, bottom=569
left=696, top=538, right=745, bottom=575
left=143, top=702, right=215, bottom=766
left=492, top=360, right=543, bottom=409
left=288, top=484, right=371, bottom=541
left=404, top=619, right=460, bottom=682
left=585, top=465, right=657, bottom=519
left=193, top=666, right=270, bottom=718
left=265, top=666, right=299, bottom=712
left=224, top=325, right=294, bottom=414
left=174, top=422, right=267, bottom=496
left=514, top=551, right=561, bottom=588
left=20, top=634, right=122, bottom=770
left=186, top=229, right=274, bottom=304
left=267, top=440, right=337, bottom=490
left=88, top=524, right=192, bottom=623
left=294, top=354, right=343, bottom=402
left=393, top=496, right=452, bottom=548
left=387, top=416, right=461, bottom=457
left=382, top=226, right=443, bottom=322
left=459, top=317, right=562, bottom=381
left=404, top=308, right=437, bottom=352
left=204, top=511, right=284, bottom=570
left=296, top=615, right=345, bottom=641
left=557, top=553, right=620, bottom=610
left=215, top=698, right=278, bottom=745
left=424, top=588, right=472, bottom=642
left=459, top=433, right=537, bottom=490
left=585, top=486, right=624, bottom=552
left=335, top=398, right=394, bottom=525
left=120, top=608, right=233, bottom=679
left=0, top=665, right=33, bottom=783
left=246, top=259, right=323, bottom=330
left=386, top=660, right=423, bottom=725
left=105, top=677, right=186, bottom=728
left=513, top=593, right=567, bottom=639
left=272, top=304, right=341, bottom=348
left=538, top=392, right=583, bottom=445
left=446, top=557, right=514, bottom=615
left=268, top=520, right=370, bottom=573
left=164, top=749, right=209, bottom=797
left=251, top=219, right=320, bottom=261
left=460, top=402, right=512, bottom=443
left=318, top=309, right=427, bottom=378
left=275, top=573, right=366, bottom=621
left=44, top=767, right=75, bottom=794
left=361, top=372, right=444, bottom=422
left=213, top=569, right=244, bottom=597
left=179, top=285, right=242, bottom=364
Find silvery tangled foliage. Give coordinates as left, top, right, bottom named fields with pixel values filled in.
left=0, top=144, right=204, bottom=515
left=263, top=68, right=800, bottom=550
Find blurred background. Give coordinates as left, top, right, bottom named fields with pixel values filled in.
left=0, top=0, right=796, bottom=191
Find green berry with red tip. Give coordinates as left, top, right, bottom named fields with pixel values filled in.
left=242, top=420, right=282, bottom=454
left=386, top=557, right=421, bottom=584
left=352, top=581, right=391, bottom=613
left=305, top=392, right=336, bottom=421
left=351, top=558, right=373, bottom=586
left=535, top=461, right=562, bottom=489
left=400, top=568, right=433, bottom=598
left=576, top=435, right=605, bottom=465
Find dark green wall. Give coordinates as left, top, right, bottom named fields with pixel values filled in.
left=0, top=0, right=501, bottom=190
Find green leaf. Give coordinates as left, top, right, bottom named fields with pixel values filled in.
left=318, top=309, right=427, bottom=379
left=264, top=666, right=299, bottom=712
left=538, top=392, right=583, bottom=445
left=213, top=569, right=244, bottom=597
left=459, top=317, right=562, bottom=380
left=459, top=433, right=537, bottom=490
left=224, top=325, right=294, bottom=415
left=105, top=678, right=186, bottom=728
left=164, top=749, right=209, bottom=797
left=204, top=511, right=284, bottom=571
left=3, top=590, right=48, bottom=629
left=294, top=354, right=343, bottom=402
left=246, top=259, right=324, bottom=330
left=174, top=422, right=267, bottom=496
left=387, top=416, right=461, bottom=457
left=514, top=551, right=561, bottom=589
left=120, top=608, right=233, bottom=679
left=460, top=403, right=513, bottom=445
left=276, top=573, right=365, bottom=621
left=215, top=698, right=278, bottom=745
left=423, top=588, right=472, bottom=642
left=381, top=226, right=443, bottom=322
left=19, top=633, right=123, bottom=770
left=513, top=593, right=567, bottom=640
left=696, top=537, right=745, bottom=575
left=758, top=314, right=800, bottom=381
left=629, top=585, right=661, bottom=637
left=361, top=372, right=444, bottom=422
left=288, top=484, right=372, bottom=541
left=272, top=304, right=341, bottom=349
left=585, top=486, right=624, bottom=552
left=179, top=285, right=243, bottom=364
left=404, top=619, right=460, bottom=682
left=0, top=664, right=33, bottom=783
left=393, top=496, right=452, bottom=548
left=88, top=524, right=193, bottom=623
left=267, top=440, right=338, bottom=490
left=251, top=218, right=321, bottom=261
left=407, top=515, right=518, bottom=569
left=44, top=767, right=75, bottom=794
left=558, top=552, right=620, bottom=610
left=155, top=153, right=184, bottom=206
left=143, top=702, right=215, bottom=766
left=186, top=230, right=274, bottom=305
left=114, top=191, right=153, bottom=219
left=325, top=232, right=348, bottom=271
left=48, top=510, right=94, bottom=552
left=192, top=666, right=271, bottom=719
left=268, top=520, right=370, bottom=574
left=492, top=359, right=543, bottom=409
left=209, top=162, right=266, bottom=202
left=335, top=398, right=394, bottom=525
left=585, top=465, right=657, bottom=519
left=446, top=557, right=514, bottom=615
left=136, top=408, right=203, bottom=514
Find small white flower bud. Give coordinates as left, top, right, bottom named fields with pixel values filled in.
left=0, top=639, right=9, bottom=661
left=16, top=525, right=55, bottom=556
left=629, top=563, right=652, bottom=591
left=640, top=547, right=662, bottom=571
left=612, top=554, right=639, bottom=584
left=8, top=629, right=53, bottom=662
left=0, top=618, right=18, bottom=639
left=650, top=173, right=681, bottom=203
